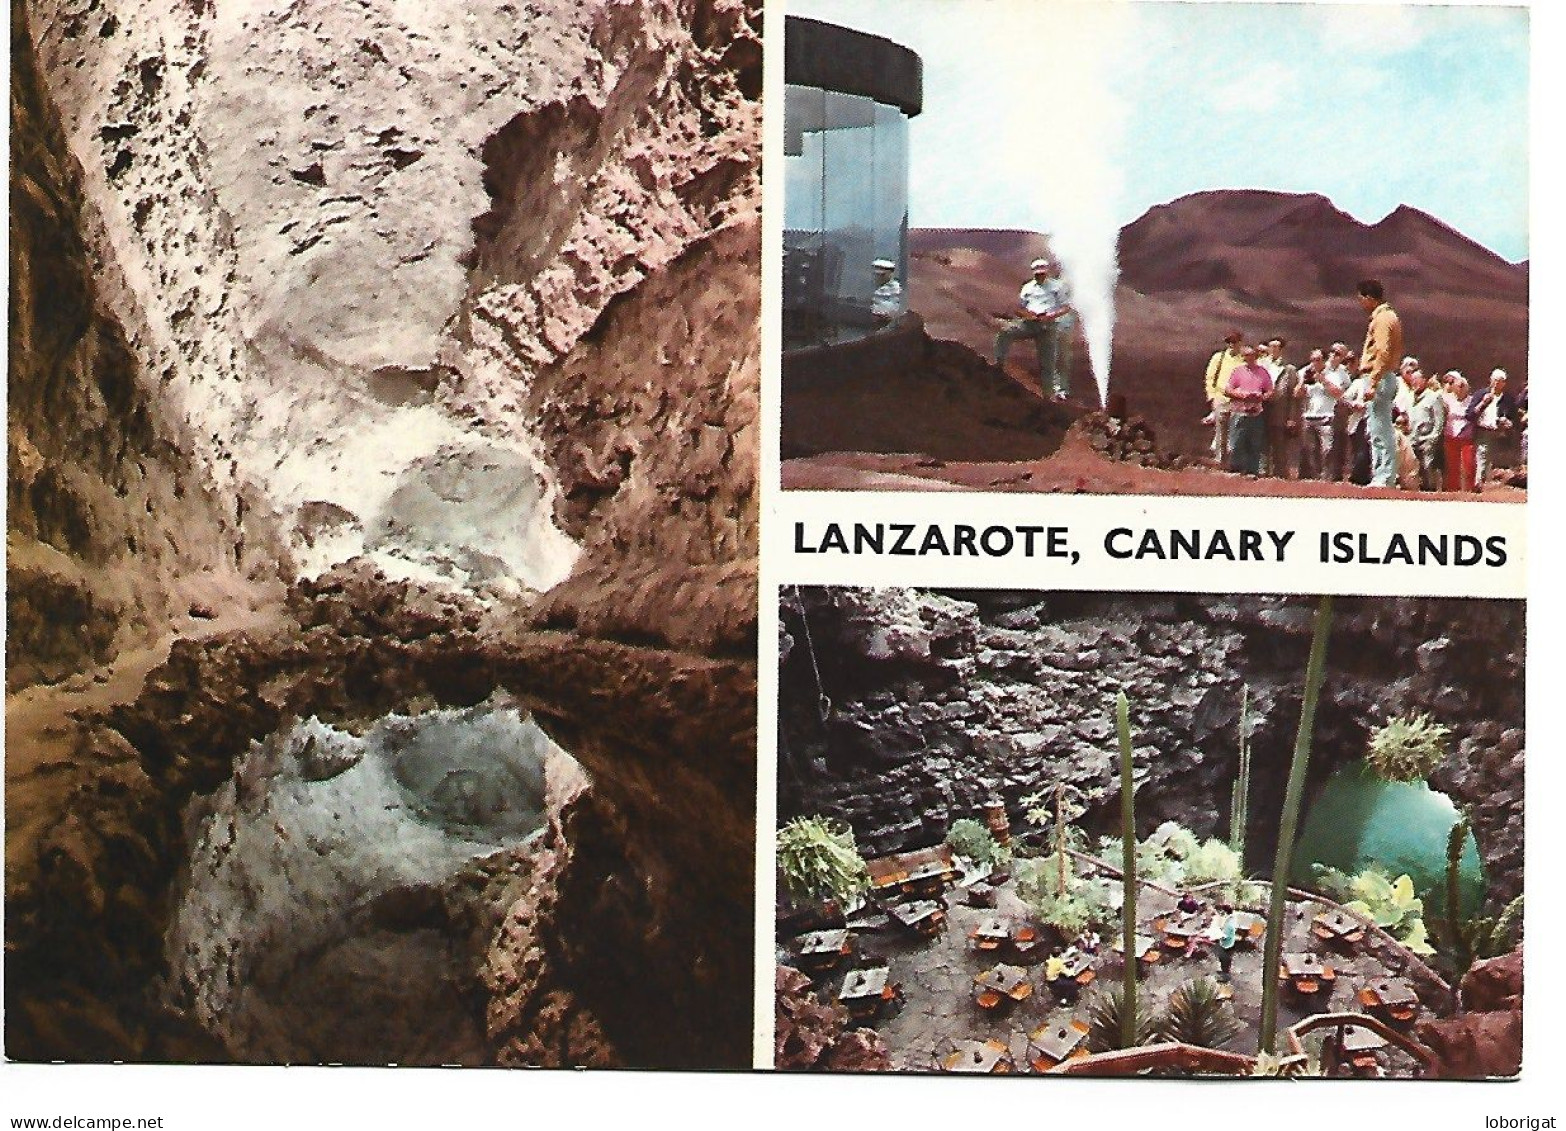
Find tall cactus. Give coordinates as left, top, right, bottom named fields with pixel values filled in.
left=1259, top=596, right=1334, bottom=1054
left=1117, top=690, right=1138, bottom=1050
left=1055, top=781, right=1069, bottom=898
left=1230, top=683, right=1252, bottom=857
left=1443, top=815, right=1472, bottom=971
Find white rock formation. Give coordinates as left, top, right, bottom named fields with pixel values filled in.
left=22, top=0, right=754, bottom=591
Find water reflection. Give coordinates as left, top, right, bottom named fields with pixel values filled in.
left=1294, top=759, right=1483, bottom=920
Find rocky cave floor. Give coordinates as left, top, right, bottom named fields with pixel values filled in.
left=780, top=874, right=1432, bottom=1077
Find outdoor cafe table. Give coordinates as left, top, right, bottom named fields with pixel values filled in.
left=1338, top=1024, right=1388, bottom=1055
left=868, top=846, right=954, bottom=893
left=1157, top=912, right=1209, bottom=955
left=1313, top=909, right=1367, bottom=948
left=838, top=966, right=890, bottom=1018
left=975, top=963, right=1033, bottom=1003
left=965, top=882, right=997, bottom=909
left=796, top=929, right=851, bottom=964
left=1028, top=1020, right=1089, bottom=1070
left=905, top=858, right=952, bottom=884
left=1332, top=1022, right=1388, bottom=1074
left=1112, top=933, right=1160, bottom=962
left=1059, top=948, right=1097, bottom=985
left=1232, top=911, right=1265, bottom=946
left=971, top=916, right=1010, bottom=951
left=940, top=1038, right=1013, bottom=1074
left=801, top=927, right=851, bottom=958
left=887, top=899, right=945, bottom=935
left=1360, top=977, right=1420, bottom=1022
left=1280, top=952, right=1334, bottom=999
left=1280, top=952, right=1326, bottom=977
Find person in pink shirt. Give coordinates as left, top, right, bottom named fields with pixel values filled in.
left=1442, top=371, right=1476, bottom=492
left=1224, top=344, right=1274, bottom=476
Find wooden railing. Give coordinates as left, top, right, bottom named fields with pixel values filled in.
left=1286, top=1010, right=1435, bottom=1071
left=1046, top=1041, right=1255, bottom=1076
left=1044, top=1013, right=1432, bottom=1077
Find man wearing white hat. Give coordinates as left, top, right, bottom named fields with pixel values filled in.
left=870, top=258, right=904, bottom=324
left=995, top=256, right=1076, bottom=401
left=1467, top=368, right=1519, bottom=488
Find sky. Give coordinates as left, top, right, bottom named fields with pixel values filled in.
left=788, top=0, right=1530, bottom=262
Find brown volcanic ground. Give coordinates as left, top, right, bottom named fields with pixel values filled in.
left=906, top=191, right=1529, bottom=461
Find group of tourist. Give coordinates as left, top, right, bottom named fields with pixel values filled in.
left=1203, top=280, right=1524, bottom=491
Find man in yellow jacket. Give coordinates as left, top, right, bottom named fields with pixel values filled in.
left=1357, top=279, right=1404, bottom=489
left=1204, top=330, right=1246, bottom=466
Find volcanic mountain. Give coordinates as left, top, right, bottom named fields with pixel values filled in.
left=909, top=190, right=1528, bottom=457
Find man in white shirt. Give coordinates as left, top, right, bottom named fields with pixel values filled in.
left=1406, top=366, right=1447, bottom=490
left=1322, top=343, right=1355, bottom=479
left=995, top=257, right=1076, bottom=402
left=870, top=258, right=903, bottom=324
left=1322, top=343, right=1355, bottom=391
left=1395, top=357, right=1420, bottom=415
left=1341, top=372, right=1373, bottom=485
left=1298, top=348, right=1344, bottom=480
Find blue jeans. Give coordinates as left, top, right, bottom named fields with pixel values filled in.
left=1228, top=414, right=1265, bottom=475
left=1367, top=377, right=1399, bottom=487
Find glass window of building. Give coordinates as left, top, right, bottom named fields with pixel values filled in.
left=783, top=19, right=921, bottom=351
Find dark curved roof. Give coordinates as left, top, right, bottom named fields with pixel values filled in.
left=784, top=16, right=922, bottom=117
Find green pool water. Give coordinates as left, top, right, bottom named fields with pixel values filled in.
left=1293, top=760, right=1484, bottom=919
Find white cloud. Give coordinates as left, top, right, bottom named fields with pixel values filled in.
left=1207, top=60, right=1306, bottom=115
left=1317, top=4, right=1433, bottom=57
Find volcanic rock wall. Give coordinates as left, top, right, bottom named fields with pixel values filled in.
left=19, top=0, right=758, bottom=594
left=8, top=2, right=286, bottom=689
left=780, top=325, right=1074, bottom=466
left=9, top=0, right=760, bottom=1068
left=778, top=589, right=1524, bottom=909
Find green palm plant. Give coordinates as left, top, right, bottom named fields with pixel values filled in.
left=1252, top=1044, right=1326, bottom=1077
left=1159, top=978, right=1240, bottom=1049
left=1086, top=983, right=1158, bottom=1053
left=1259, top=596, right=1334, bottom=1055
left=1430, top=813, right=1524, bottom=977
left=1022, top=784, right=1087, bottom=895
left=776, top=816, right=870, bottom=906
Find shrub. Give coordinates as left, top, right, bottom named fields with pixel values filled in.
left=1158, top=978, right=1240, bottom=1049
left=1105, top=823, right=1247, bottom=892
left=1085, top=984, right=1157, bottom=1053
left=1015, top=858, right=1121, bottom=936
left=776, top=816, right=870, bottom=905
left=1430, top=815, right=1522, bottom=976
left=1366, top=713, right=1451, bottom=782
left=1183, top=839, right=1244, bottom=886
left=946, top=817, right=1007, bottom=868
left=1314, top=865, right=1436, bottom=956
